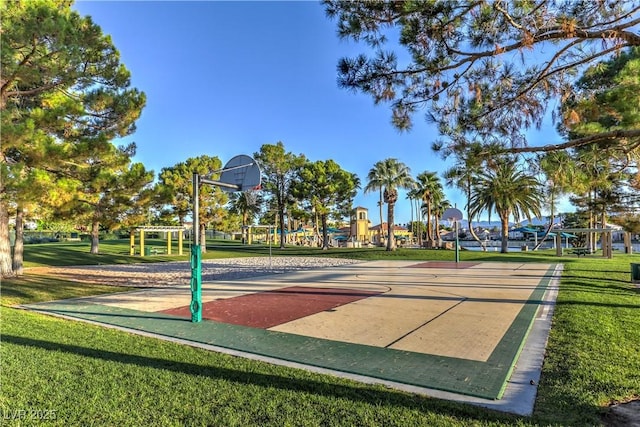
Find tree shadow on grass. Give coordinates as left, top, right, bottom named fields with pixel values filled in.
left=3, top=334, right=523, bottom=424
left=0, top=275, right=128, bottom=307
left=567, top=268, right=636, bottom=275
left=560, top=276, right=639, bottom=289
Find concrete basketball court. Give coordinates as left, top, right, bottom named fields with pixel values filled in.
left=25, top=260, right=561, bottom=415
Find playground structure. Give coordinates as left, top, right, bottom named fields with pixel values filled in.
left=129, top=226, right=188, bottom=257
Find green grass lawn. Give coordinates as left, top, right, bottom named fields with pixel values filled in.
left=21, top=239, right=265, bottom=268
left=3, top=241, right=640, bottom=425
left=20, top=237, right=588, bottom=267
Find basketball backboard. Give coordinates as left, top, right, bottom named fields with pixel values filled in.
left=218, top=154, right=262, bottom=192
left=443, top=207, right=463, bottom=221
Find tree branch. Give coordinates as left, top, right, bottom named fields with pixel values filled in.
left=3, top=82, right=64, bottom=100
left=494, top=1, right=525, bottom=31
left=475, top=43, right=623, bottom=121
left=0, top=37, right=39, bottom=97
left=504, top=129, right=640, bottom=154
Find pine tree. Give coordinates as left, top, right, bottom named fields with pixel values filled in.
left=1, top=0, right=145, bottom=276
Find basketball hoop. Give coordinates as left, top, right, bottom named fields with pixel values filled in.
left=190, top=154, right=262, bottom=323
left=443, top=208, right=463, bottom=223
left=218, top=154, right=262, bottom=192
left=444, top=218, right=453, bottom=230
left=244, top=189, right=259, bottom=207
left=442, top=207, right=463, bottom=263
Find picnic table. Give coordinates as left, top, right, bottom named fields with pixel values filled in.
left=144, top=247, right=166, bottom=255
left=569, top=247, right=593, bottom=257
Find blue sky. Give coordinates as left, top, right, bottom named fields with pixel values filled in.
left=72, top=1, right=565, bottom=225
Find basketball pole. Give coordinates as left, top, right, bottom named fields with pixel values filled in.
left=443, top=206, right=463, bottom=265
left=454, top=204, right=460, bottom=263
left=455, top=218, right=460, bottom=263
left=189, top=156, right=261, bottom=323
left=191, top=172, right=202, bottom=322
left=191, top=171, right=243, bottom=323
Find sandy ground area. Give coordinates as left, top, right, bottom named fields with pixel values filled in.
left=26, top=257, right=362, bottom=288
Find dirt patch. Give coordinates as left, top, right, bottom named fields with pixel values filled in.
left=602, top=399, right=640, bottom=427
left=25, top=265, right=188, bottom=287
left=24, top=257, right=361, bottom=288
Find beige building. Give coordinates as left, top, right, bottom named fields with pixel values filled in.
left=350, top=206, right=371, bottom=242
left=350, top=207, right=412, bottom=245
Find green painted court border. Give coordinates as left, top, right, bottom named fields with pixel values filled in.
left=23, top=263, right=558, bottom=400
left=486, top=263, right=557, bottom=398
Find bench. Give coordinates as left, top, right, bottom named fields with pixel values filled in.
left=150, top=247, right=166, bottom=255
left=570, top=247, right=594, bottom=257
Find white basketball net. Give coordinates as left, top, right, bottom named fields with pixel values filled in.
left=244, top=190, right=258, bottom=206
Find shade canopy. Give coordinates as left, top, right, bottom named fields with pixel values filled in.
left=512, top=226, right=537, bottom=233
left=536, top=231, right=556, bottom=237
left=324, top=227, right=342, bottom=233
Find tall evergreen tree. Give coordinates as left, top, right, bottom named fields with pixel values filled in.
left=254, top=142, right=306, bottom=249
left=158, top=156, right=228, bottom=253
left=559, top=47, right=640, bottom=242
left=290, top=159, right=358, bottom=250
left=1, top=0, right=145, bottom=276
left=55, top=143, right=154, bottom=254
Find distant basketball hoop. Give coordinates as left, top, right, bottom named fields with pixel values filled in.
left=443, top=207, right=463, bottom=222
left=442, top=207, right=463, bottom=263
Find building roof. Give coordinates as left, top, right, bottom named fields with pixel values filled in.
left=370, top=222, right=408, bottom=231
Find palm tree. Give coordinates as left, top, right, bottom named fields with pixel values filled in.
left=431, top=197, right=451, bottom=243
left=406, top=189, right=415, bottom=243
left=228, top=190, right=263, bottom=243
left=415, top=171, right=444, bottom=247
left=364, top=158, right=415, bottom=251
left=469, top=159, right=543, bottom=253
left=406, top=188, right=422, bottom=245
left=366, top=161, right=386, bottom=242
left=533, top=150, right=581, bottom=250
left=420, top=195, right=448, bottom=244
left=444, top=150, right=487, bottom=250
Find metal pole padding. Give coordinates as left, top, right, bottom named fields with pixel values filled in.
left=191, top=172, right=202, bottom=322
left=190, top=244, right=202, bottom=322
